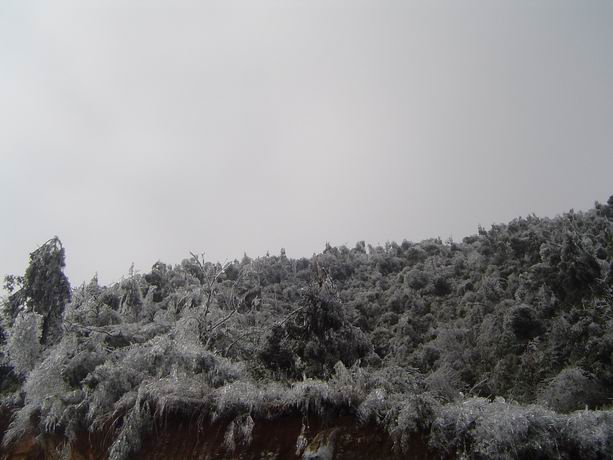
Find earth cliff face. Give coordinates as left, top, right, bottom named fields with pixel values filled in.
left=0, top=412, right=439, bottom=460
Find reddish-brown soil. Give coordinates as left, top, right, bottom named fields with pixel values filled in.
left=0, top=410, right=442, bottom=459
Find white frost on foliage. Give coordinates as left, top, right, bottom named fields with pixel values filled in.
left=7, top=311, right=43, bottom=375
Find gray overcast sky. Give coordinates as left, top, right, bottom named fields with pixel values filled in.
left=1, top=0, right=612, bottom=287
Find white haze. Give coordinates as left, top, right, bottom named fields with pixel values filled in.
left=1, top=0, right=612, bottom=286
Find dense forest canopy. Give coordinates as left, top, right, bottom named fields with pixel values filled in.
left=1, top=197, right=613, bottom=459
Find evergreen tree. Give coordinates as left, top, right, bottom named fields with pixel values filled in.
left=260, top=281, right=372, bottom=379
left=5, top=237, right=71, bottom=345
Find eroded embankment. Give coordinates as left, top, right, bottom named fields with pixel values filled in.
left=0, top=411, right=440, bottom=460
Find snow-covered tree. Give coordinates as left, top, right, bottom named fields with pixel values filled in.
left=6, top=311, right=43, bottom=376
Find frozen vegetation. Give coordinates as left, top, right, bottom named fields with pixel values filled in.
left=1, top=196, right=613, bottom=458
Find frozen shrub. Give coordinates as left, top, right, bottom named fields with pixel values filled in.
left=387, top=392, right=441, bottom=453
left=425, top=364, right=463, bottom=402
left=6, top=312, right=43, bottom=375
left=108, top=391, right=153, bottom=460
left=564, top=410, right=613, bottom=459
left=2, top=403, right=37, bottom=448
left=429, top=397, right=613, bottom=459
left=539, top=367, right=605, bottom=413
left=3, top=340, right=76, bottom=447
left=357, top=388, right=389, bottom=424
left=405, top=269, right=430, bottom=290
left=467, top=401, right=560, bottom=459
left=213, top=381, right=261, bottom=421
left=223, top=414, right=255, bottom=451
left=286, top=377, right=363, bottom=417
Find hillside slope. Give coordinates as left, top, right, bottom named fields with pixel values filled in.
left=1, top=196, right=613, bottom=459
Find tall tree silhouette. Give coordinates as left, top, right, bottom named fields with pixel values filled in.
left=21, top=237, right=71, bottom=345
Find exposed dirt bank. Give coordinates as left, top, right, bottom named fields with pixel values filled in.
left=0, top=411, right=441, bottom=460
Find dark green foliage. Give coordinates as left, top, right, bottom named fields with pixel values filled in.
left=432, top=275, right=452, bottom=296
left=503, top=304, right=544, bottom=341
left=260, top=283, right=372, bottom=379
left=258, top=324, right=295, bottom=375
left=143, top=262, right=171, bottom=302
left=5, top=237, right=71, bottom=345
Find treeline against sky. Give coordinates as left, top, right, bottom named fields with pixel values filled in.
left=1, top=197, right=613, bottom=458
